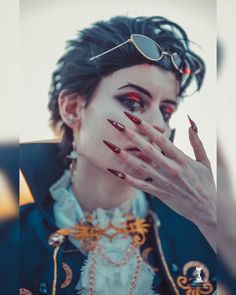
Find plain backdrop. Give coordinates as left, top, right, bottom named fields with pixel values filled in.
left=9, top=0, right=217, bottom=176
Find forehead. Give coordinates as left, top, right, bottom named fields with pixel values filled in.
left=100, top=64, right=180, bottom=100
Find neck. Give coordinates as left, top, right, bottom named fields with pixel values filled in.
left=72, top=156, right=136, bottom=213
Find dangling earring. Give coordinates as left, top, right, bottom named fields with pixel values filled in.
left=67, top=135, right=79, bottom=183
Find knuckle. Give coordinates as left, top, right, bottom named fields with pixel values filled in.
left=145, top=125, right=153, bottom=133
left=138, top=162, right=149, bottom=174
left=146, top=144, right=155, bottom=155
left=178, top=157, right=188, bottom=167
left=169, top=166, right=181, bottom=178
left=142, top=182, right=150, bottom=191
left=126, top=176, right=134, bottom=186
left=158, top=135, right=167, bottom=146
left=121, top=150, right=129, bottom=160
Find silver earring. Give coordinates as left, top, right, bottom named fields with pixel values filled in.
left=66, top=115, right=75, bottom=125
left=67, top=136, right=79, bottom=183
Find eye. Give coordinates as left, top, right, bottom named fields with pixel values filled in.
left=160, top=105, right=174, bottom=122
left=115, top=92, right=146, bottom=113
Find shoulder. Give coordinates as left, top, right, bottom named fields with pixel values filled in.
left=20, top=203, right=51, bottom=246
left=20, top=203, right=42, bottom=226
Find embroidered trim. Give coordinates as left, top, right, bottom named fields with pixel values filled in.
left=52, top=246, right=60, bottom=295
left=141, top=247, right=159, bottom=273
left=149, top=211, right=180, bottom=295
left=177, top=261, right=213, bottom=295
left=61, top=262, right=73, bottom=288
left=55, top=213, right=150, bottom=252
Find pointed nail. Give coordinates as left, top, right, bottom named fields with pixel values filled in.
left=103, top=140, right=121, bottom=154
left=107, top=119, right=126, bottom=132
left=124, top=111, right=142, bottom=125
left=187, top=115, right=198, bottom=133
left=107, top=168, right=126, bottom=179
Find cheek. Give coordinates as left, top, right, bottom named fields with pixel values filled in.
left=78, top=107, right=124, bottom=163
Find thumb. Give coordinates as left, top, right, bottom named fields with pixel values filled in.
left=188, top=115, right=210, bottom=167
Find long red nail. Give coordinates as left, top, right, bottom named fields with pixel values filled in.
left=124, top=111, right=142, bottom=125
left=103, top=140, right=121, bottom=153
left=187, top=115, right=198, bottom=133
left=107, top=119, right=126, bottom=132
left=107, top=168, right=126, bottom=179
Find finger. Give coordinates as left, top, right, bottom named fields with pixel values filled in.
left=123, top=111, right=184, bottom=162
left=188, top=123, right=210, bottom=167
left=103, top=140, right=182, bottom=193
left=103, top=139, right=158, bottom=176
left=103, top=139, right=173, bottom=184
left=106, top=167, right=174, bottom=202
left=107, top=118, right=173, bottom=170
left=106, top=167, right=158, bottom=195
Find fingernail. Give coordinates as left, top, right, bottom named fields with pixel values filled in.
left=124, top=111, right=142, bottom=125
left=187, top=115, right=198, bottom=133
left=144, top=177, right=153, bottom=182
left=107, top=119, right=126, bottom=132
left=103, top=140, right=121, bottom=154
left=107, top=168, right=126, bottom=179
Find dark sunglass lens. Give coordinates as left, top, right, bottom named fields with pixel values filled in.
left=132, top=35, right=161, bottom=60
left=172, top=52, right=192, bottom=74
left=172, top=53, right=184, bottom=71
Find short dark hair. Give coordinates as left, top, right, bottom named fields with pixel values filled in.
left=48, top=15, right=205, bottom=165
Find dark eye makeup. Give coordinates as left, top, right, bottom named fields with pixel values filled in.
left=160, top=105, right=174, bottom=122
left=115, top=91, right=175, bottom=122
left=114, top=92, right=147, bottom=113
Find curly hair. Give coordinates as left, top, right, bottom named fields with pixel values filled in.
left=48, top=15, right=205, bottom=165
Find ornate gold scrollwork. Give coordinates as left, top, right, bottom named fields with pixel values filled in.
left=176, top=261, right=214, bottom=295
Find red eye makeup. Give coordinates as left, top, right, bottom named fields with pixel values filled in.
left=160, top=105, right=174, bottom=122
left=114, top=92, right=146, bottom=113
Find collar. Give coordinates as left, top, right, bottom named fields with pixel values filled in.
left=50, top=169, right=149, bottom=232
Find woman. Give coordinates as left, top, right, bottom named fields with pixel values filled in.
left=20, top=16, right=216, bottom=295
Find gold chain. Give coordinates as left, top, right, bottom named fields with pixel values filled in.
left=52, top=246, right=60, bottom=295
left=127, top=250, right=143, bottom=295
left=98, top=244, right=134, bottom=267
left=87, top=244, right=143, bottom=295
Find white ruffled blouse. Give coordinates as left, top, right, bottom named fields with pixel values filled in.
left=50, top=170, right=159, bottom=295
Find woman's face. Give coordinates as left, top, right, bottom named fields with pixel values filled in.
left=75, top=64, right=180, bottom=175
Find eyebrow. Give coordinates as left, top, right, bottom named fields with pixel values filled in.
left=118, top=82, right=177, bottom=106
left=161, top=99, right=177, bottom=107
left=118, top=83, right=152, bottom=98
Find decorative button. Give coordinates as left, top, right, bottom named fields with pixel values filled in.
left=48, top=232, right=65, bottom=247
left=39, top=282, right=48, bottom=294
left=170, top=263, right=179, bottom=273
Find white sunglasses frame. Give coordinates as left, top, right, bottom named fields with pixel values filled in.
left=89, top=34, right=200, bottom=75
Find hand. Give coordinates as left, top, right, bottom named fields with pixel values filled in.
left=104, top=112, right=216, bottom=250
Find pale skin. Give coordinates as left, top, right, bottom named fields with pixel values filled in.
left=58, top=64, right=216, bottom=252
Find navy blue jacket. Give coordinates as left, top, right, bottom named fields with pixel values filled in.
left=19, top=143, right=217, bottom=295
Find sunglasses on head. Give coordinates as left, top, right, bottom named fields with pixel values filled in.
left=89, top=34, right=201, bottom=76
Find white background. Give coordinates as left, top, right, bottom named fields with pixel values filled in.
left=3, top=0, right=217, bottom=177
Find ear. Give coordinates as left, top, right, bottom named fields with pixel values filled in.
left=58, top=89, right=85, bottom=130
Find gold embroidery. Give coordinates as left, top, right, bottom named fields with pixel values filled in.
left=141, top=247, right=159, bottom=272
left=61, top=262, right=73, bottom=288
left=183, top=261, right=209, bottom=281
left=149, top=211, right=180, bottom=295
left=19, top=288, right=33, bottom=295
left=52, top=246, right=60, bottom=295
left=177, top=261, right=213, bottom=295
left=56, top=213, right=150, bottom=251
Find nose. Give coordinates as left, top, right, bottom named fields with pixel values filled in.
left=141, top=108, right=167, bottom=134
